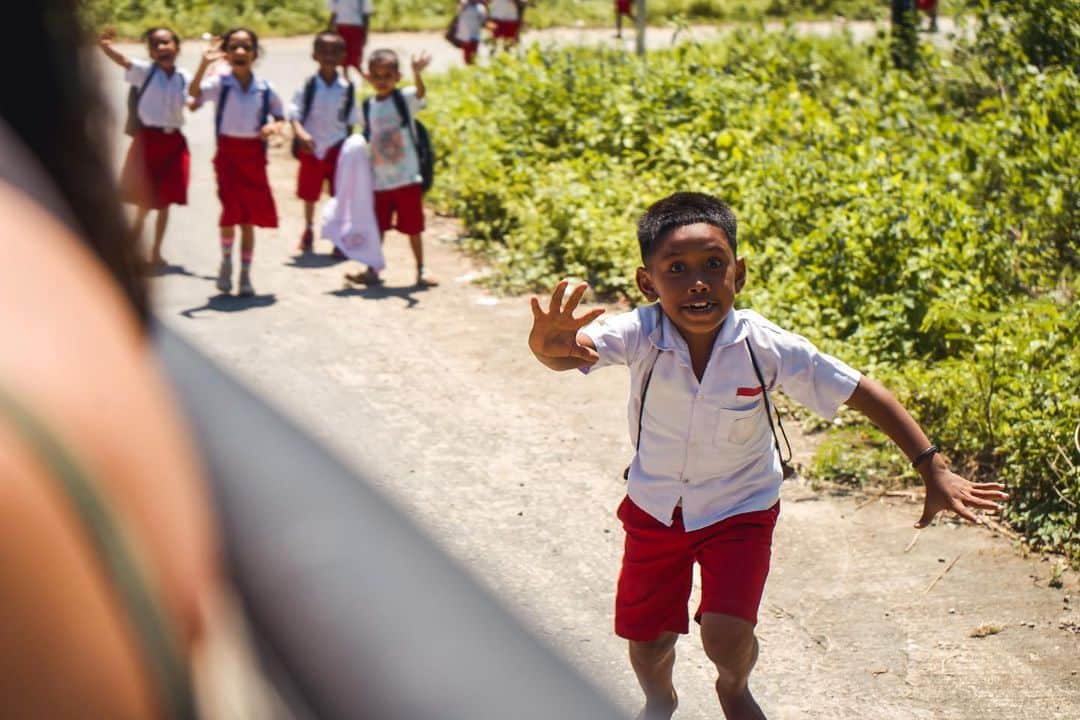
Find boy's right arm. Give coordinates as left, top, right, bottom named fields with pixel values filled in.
left=98, top=28, right=131, bottom=69
left=528, top=281, right=604, bottom=372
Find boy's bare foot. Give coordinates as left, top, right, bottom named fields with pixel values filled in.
left=635, top=689, right=677, bottom=720
left=345, top=268, right=382, bottom=286
left=416, top=273, right=439, bottom=288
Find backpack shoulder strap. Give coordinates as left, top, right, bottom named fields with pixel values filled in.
left=259, top=80, right=272, bottom=130
left=744, top=337, right=794, bottom=467
left=215, top=83, right=231, bottom=137
left=361, top=96, right=372, bottom=141
left=342, top=81, right=356, bottom=127
left=390, top=88, right=419, bottom=146
left=134, top=63, right=158, bottom=109
left=300, top=75, right=318, bottom=123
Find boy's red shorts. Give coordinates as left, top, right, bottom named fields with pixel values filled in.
left=296, top=141, right=344, bottom=202
left=492, top=20, right=521, bottom=40
left=374, top=182, right=425, bottom=235
left=615, top=496, right=779, bottom=642
left=214, top=136, right=278, bottom=228
left=120, top=127, right=190, bottom=209
left=616, top=0, right=633, bottom=16
left=461, top=40, right=480, bottom=65
left=337, top=23, right=367, bottom=69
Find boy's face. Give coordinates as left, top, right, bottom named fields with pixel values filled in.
left=636, top=222, right=746, bottom=343
left=367, top=59, right=400, bottom=95
left=314, top=39, right=345, bottom=71
left=148, top=30, right=178, bottom=66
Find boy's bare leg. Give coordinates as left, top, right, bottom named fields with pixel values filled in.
left=628, top=633, right=679, bottom=720
left=700, top=613, right=766, bottom=720
left=132, top=206, right=149, bottom=245
left=409, top=232, right=438, bottom=286
left=151, top=207, right=169, bottom=266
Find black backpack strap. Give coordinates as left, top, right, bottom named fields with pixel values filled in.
left=259, top=81, right=271, bottom=129
left=214, top=83, right=231, bottom=138
left=136, top=63, right=158, bottom=105
left=390, top=88, right=419, bottom=148
left=361, top=96, right=372, bottom=141
left=624, top=305, right=662, bottom=480
left=300, top=75, right=317, bottom=124
left=744, top=338, right=794, bottom=471
left=342, top=81, right=356, bottom=132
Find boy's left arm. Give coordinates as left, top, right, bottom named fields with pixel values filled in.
left=410, top=51, right=431, bottom=100
left=844, top=376, right=1008, bottom=528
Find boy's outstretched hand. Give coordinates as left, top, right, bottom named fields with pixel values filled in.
left=915, top=459, right=1009, bottom=529
left=411, top=51, right=432, bottom=74
left=529, top=281, right=604, bottom=370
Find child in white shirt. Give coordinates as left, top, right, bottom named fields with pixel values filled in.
left=528, top=192, right=1008, bottom=720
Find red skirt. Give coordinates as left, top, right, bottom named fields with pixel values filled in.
left=120, top=128, right=189, bottom=209
left=214, top=136, right=278, bottom=228
left=616, top=0, right=633, bottom=16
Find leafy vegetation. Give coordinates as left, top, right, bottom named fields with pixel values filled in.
left=424, top=18, right=1079, bottom=560
left=85, top=0, right=895, bottom=38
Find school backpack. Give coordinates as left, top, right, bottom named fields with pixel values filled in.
left=291, top=75, right=356, bottom=159
left=362, top=89, right=434, bottom=194
left=124, top=64, right=159, bottom=136
left=214, top=79, right=275, bottom=145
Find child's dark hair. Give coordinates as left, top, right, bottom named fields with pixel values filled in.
left=637, top=192, right=738, bottom=262
left=222, top=27, right=259, bottom=54
left=314, top=30, right=345, bottom=52
left=367, top=48, right=399, bottom=71
left=143, top=26, right=180, bottom=50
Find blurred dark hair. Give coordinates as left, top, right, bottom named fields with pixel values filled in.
left=144, top=26, right=181, bottom=51
left=314, top=30, right=345, bottom=53
left=368, top=48, right=399, bottom=71
left=2, top=1, right=148, bottom=325
left=637, top=192, right=738, bottom=263
left=222, top=27, right=260, bottom=55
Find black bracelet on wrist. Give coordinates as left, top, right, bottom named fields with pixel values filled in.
left=912, top=445, right=939, bottom=469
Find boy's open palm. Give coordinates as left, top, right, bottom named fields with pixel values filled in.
left=529, top=281, right=604, bottom=364
left=916, top=465, right=1008, bottom=529
left=411, top=51, right=432, bottom=74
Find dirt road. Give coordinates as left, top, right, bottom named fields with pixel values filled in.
left=107, top=21, right=1078, bottom=719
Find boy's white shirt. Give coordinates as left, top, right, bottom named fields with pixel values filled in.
left=359, top=85, right=425, bottom=191
left=126, top=58, right=191, bottom=130
left=199, top=73, right=285, bottom=138
left=490, top=0, right=521, bottom=21
left=288, top=74, right=361, bottom=160
left=581, top=306, right=861, bottom=531
left=327, top=0, right=373, bottom=25
left=456, top=2, right=488, bottom=42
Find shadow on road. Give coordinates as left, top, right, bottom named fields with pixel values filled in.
left=327, top=283, right=428, bottom=308
left=150, top=263, right=216, bottom=281
left=284, top=253, right=346, bottom=269
left=179, top=293, right=279, bottom=318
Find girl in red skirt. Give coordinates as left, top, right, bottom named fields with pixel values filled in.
left=190, top=28, right=285, bottom=297
left=99, top=26, right=191, bottom=270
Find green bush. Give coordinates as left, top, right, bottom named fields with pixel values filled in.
left=424, top=30, right=1080, bottom=561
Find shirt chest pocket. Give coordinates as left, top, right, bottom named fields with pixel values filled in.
left=713, top=401, right=767, bottom=448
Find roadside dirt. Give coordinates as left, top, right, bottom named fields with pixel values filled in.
left=112, top=22, right=1079, bottom=719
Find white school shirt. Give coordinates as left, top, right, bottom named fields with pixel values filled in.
left=288, top=75, right=361, bottom=159
left=125, top=58, right=191, bottom=130
left=359, top=86, right=425, bottom=191
left=199, top=73, right=285, bottom=138
left=455, top=2, right=488, bottom=42
left=490, top=0, right=521, bottom=21
left=328, top=0, right=372, bottom=25
left=582, top=306, right=861, bottom=531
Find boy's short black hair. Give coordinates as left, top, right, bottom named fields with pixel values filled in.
left=367, top=48, right=399, bottom=71
left=637, top=192, right=738, bottom=262
left=222, top=27, right=259, bottom=54
left=143, top=27, right=180, bottom=49
left=314, top=30, right=345, bottom=52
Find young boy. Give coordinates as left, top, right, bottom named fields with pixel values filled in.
left=527, top=192, right=1008, bottom=720
left=328, top=0, right=374, bottom=72
left=615, top=0, right=635, bottom=40
left=489, top=0, right=526, bottom=52
left=454, top=0, right=488, bottom=65
left=290, top=31, right=359, bottom=253
left=345, top=48, right=435, bottom=287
